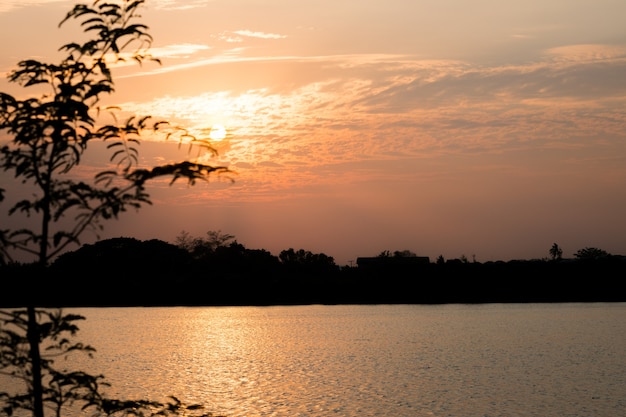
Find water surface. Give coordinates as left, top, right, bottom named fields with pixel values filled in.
left=63, top=303, right=626, bottom=417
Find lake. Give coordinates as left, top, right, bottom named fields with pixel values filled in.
left=53, top=304, right=626, bottom=416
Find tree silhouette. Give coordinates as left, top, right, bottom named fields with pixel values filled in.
left=175, top=230, right=236, bottom=259
left=278, top=248, right=338, bottom=275
left=573, top=247, right=610, bottom=260
left=393, top=250, right=417, bottom=257
left=0, top=309, right=221, bottom=417
left=0, top=1, right=229, bottom=416
left=549, top=243, right=563, bottom=260
left=0, top=2, right=229, bottom=267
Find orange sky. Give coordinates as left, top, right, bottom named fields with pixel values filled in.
left=2, top=0, right=626, bottom=265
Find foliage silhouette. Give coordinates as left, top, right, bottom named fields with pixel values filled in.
left=0, top=2, right=229, bottom=267
left=2, top=234, right=618, bottom=307
left=175, top=230, right=237, bottom=260
left=278, top=248, right=338, bottom=275
left=0, top=1, right=230, bottom=416
left=573, top=247, right=610, bottom=260
left=549, top=243, right=563, bottom=260
left=0, top=309, right=222, bottom=417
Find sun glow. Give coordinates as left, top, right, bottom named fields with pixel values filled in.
left=209, top=124, right=227, bottom=141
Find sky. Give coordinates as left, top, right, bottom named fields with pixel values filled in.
left=1, top=0, right=626, bottom=265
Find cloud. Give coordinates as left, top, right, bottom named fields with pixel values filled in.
left=0, top=0, right=67, bottom=14
left=116, top=52, right=426, bottom=81
left=357, top=46, right=626, bottom=112
left=150, top=0, right=214, bottom=11
left=543, top=44, right=626, bottom=62
left=214, top=30, right=287, bottom=44
left=111, top=40, right=626, bottom=194
left=232, top=30, right=287, bottom=40
left=150, top=43, right=212, bottom=59
left=216, top=33, right=245, bottom=43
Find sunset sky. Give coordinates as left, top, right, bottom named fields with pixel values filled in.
left=2, top=0, right=626, bottom=265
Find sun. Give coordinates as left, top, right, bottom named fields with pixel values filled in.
left=209, top=124, right=227, bottom=141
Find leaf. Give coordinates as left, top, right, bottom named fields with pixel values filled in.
left=84, top=23, right=109, bottom=33
left=59, top=4, right=97, bottom=28
left=52, top=231, right=69, bottom=247
left=110, top=149, right=125, bottom=162
left=80, top=16, right=104, bottom=27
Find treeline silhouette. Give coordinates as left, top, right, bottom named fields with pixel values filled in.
left=2, top=235, right=625, bottom=307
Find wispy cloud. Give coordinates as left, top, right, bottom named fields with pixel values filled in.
left=232, top=30, right=287, bottom=40
left=150, top=0, right=214, bottom=11
left=115, top=41, right=626, bottom=185
left=116, top=48, right=290, bottom=78
left=150, top=43, right=212, bottom=58
left=215, top=30, right=287, bottom=43
left=216, top=33, right=245, bottom=43
left=0, top=0, right=68, bottom=14
left=543, top=44, right=626, bottom=62
left=117, top=52, right=424, bottom=79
